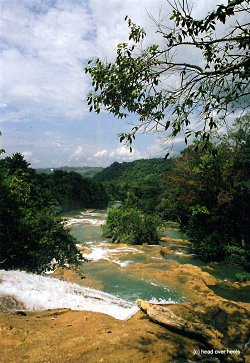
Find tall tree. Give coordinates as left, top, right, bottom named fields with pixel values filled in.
left=221, top=113, right=250, bottom=248
left=85, top=0, right=250, bottom=153
left=161, top=114, right=250, bottom=263
left=0, top=154, right=83, bottom=273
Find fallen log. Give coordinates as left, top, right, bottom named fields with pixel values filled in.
left=136, top=299, right=223, bottom=348
left=136, top=299, right=245, bottom=363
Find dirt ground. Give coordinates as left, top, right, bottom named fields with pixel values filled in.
left=0, top=308, right=206, bottom=363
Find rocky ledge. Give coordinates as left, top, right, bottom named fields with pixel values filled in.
left=136, top=298, right=250, bottom=363
left=0, top=297, right=249, bottom=363
left=1, top=265, right=250, bottom=363
left=1, top=245, right=250, bottom=362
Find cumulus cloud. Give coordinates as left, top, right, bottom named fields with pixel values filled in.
left=95, top=145, right=143, bottom=163
left=0, top=0, right=94, bottom=124
left=1, top=0, right=173, bottom=126
left=69, top=146, right=84, bottom=161
left=110, top=145, right=141, bottom=160
left=146, top=144, right=163, bottom=158
left=1, top=0, right=241, bottom=168
left=94, top=149, right=108, bottom=158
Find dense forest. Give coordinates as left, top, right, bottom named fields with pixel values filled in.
left=0, top=153, right=108, bottom=273
left=93, top=158, right=173, bottom=184
left=94, top=158, right=173, bottom=214
left=101, top=114, right=250, bottom=270
left=36, top=166, right=103, bottom=178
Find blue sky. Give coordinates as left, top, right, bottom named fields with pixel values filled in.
left=0, top=0, right=234, bottom=168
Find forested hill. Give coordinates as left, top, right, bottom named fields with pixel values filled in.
left=36, top=166, right=103, bottom=178
left=93, top=158, right=173, bottom=184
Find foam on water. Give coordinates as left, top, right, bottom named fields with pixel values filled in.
left=65, top=218, right=103, bottom=227
left=80, top=211, right=105, bottom=217
left=0, top=270, right=139, bottom=320
left=148, top=297, right=175, bottom=304
left=80, top=244, right=143, bottom=267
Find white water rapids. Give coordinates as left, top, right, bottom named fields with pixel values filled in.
left=0, top=270, right=139, bottom=320
left=0, top=206, right=185, bottom=320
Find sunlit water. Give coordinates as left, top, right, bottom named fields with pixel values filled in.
left=0, top=205, right=183, bottom=319
left=0, top=270, right=138, bottom=320
left=66, top=208, right=185, bottom=305
left=64, top=209, right=249, bottom=304
left=1, top=204, right=248, bottom=318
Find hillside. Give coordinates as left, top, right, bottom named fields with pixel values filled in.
left=36, top=166, right=103, bottom=178
left=93, top=158, right=173, bottom=184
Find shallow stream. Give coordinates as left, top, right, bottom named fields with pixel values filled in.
left=0, top=204, right=249, bottom=320
left=66, top=208, right=185, bottom=305
left=65, top=205, right=249, bottom=304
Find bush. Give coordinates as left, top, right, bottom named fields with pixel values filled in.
left=235, top=272, right=250, bottom=283
left=102, top=203, right=161, bottom=245
left=224, top=245, right=247, bottom=265
left=194, top=233, right=227, bottom=262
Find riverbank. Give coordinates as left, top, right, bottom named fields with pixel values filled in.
left=1, top=259, right=250, bottom=363
left=1, top=298, right=249, bottom=363
left=1, top=211, right=250, bottom=362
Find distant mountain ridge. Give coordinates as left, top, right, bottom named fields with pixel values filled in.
left=36, top=166, right=103, bottom=178
left=36, top=158, right=173, bottom=183
left=93, top=158, right=173, bottom=184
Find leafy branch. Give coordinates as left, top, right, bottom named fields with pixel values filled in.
left=85, top=0, right=250, bottom=152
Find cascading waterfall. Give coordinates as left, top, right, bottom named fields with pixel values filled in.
left=0, top=270, right=139, bottom=320
left=0, top=206, right=188, bottom=319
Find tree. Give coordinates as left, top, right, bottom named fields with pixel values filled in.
left=160, top=114, right=250, bottom=264
left=0, top=132, right=5, bottom=155
left=85, top=0, right=250, bottom=153
left=221, top=113, right=250, bottom=250
left=0, top=154, right=83, bottom=273
left=102, top=192, right=161, bottom=245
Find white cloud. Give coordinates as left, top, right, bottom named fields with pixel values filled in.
left=69, top=146, right=84, bottom=161
left=22, top=150, right=33, bottom=159
left=94, top=149, right=108, bottom=158
left=0, top=0, right=95, bottom=124
left=110, top=145, right=142, bottom=161
left=1, top=0, right=244, bottom=168
left=87, top=145, right=143, bottom=166
left=0, top=0, right=231, bottom=127
left=146, top=144, right=164, bottom=158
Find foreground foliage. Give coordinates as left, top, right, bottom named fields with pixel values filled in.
left=0, top=154, right=108, bottom=273
left=85, top=1, right=250, bottom=152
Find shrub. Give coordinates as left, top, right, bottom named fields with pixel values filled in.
left=235, top=272, right=250, bottom=283
left=102, top=204, right=161, bottom=245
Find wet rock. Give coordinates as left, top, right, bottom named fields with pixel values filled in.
left=47, top=308, right=71, bottom=316
left=161, top=237, right=191, bottom=244
left=172, top=359, right=220, bottom=363
left=51, top=266, right=104, bottom=291
left=125, top=262, right=218, bottom=302
left=0, top=295, right=26, bottom=312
